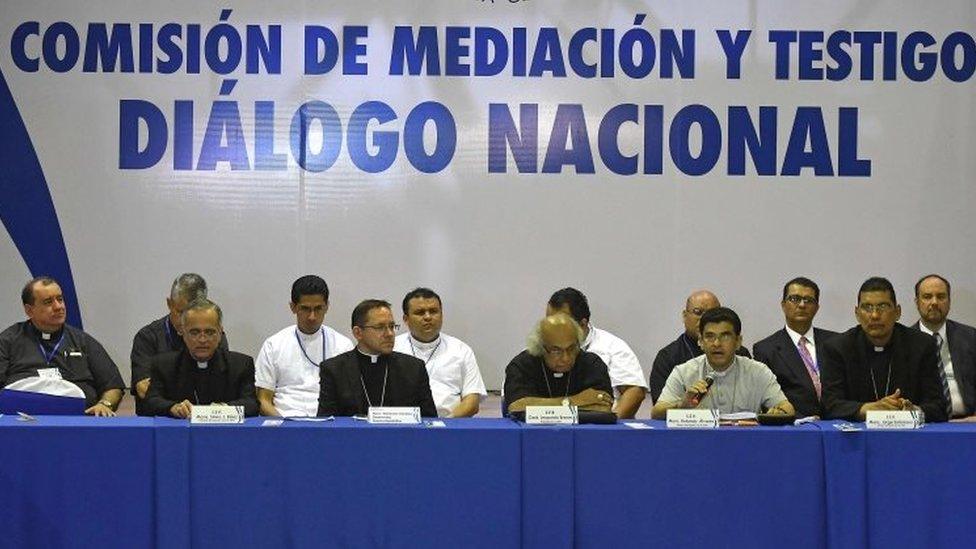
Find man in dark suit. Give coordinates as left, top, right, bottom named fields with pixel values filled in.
left=911, top=274, right=976, bottom=419
left=753, top=277, right=837, bottom=417
left=142, top=298, right=257, bottom=418
left=821, top=277, right=947, bottom=422
left=318, top=299, right=437, bottom=417
left=649, top=289, right=751, bottom=403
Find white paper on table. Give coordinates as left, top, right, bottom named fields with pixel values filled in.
left=719, top=412, right=757, bottom=421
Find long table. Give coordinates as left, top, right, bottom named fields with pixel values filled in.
left=2, top=416, right=974, bottom=548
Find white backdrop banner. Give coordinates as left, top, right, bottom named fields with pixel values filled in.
left=1, top=1, right=974, bottom=389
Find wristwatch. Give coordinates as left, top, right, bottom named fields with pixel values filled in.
left=98, top=399, right=114, bottom=409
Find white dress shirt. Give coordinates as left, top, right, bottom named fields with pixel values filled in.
left=394, top=332, right=487, bottom=417
left=254, top=324, right=354, bottom=417
left=919, top=322, right=964, bottom=417
left=582, top=325, right=648, bottom=397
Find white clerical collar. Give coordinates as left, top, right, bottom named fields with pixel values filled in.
left=196, top=361, right=209, bottom=370
left=41, top=331, right=52, bottom=340
left=357, top=349, right=380, bottom=364
left=409, top=334, right=442, bottom=351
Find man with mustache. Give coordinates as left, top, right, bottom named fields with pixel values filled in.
left=393, top=288, right=486, bottom=418
left=821, top=277, right=948, bottom=422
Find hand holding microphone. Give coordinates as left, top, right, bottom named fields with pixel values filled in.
left=682, top=375, right=715, bottom=408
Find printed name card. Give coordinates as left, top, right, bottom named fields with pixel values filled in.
left=368, top=407, right=421, bottom=424
left=190, top=405, right=245, bottom=424
left=866, top=410, right=924, bottom=429
left=525, top=405, right=578, bottom=425
left=666, top=409, right=720, bottom=429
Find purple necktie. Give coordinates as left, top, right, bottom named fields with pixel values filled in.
left=797, top=336, right=821, bottom=398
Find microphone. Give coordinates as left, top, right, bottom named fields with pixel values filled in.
left=689, top=375, right=715, bottom=406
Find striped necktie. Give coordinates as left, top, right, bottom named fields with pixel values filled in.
left=934, top=332, right=952, bottom=417
left=797, top=336, right=821, bottom=398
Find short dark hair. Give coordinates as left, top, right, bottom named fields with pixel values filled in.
left=352, top=299, right=391, bottom=328
left=699, top=307, right=742, bottom=336
left=858, top=277, right=897, bottom=305
left=782, top=277, right=820, bottom=302
left=21, top=276, right=59, bottom=305
left=291, top=275, right=330, bottom=304
left=914, top=274, right=951, bottom=299
left=547, top=287, right=591, bottom=323
left=402, top=287, right=441, bottom=315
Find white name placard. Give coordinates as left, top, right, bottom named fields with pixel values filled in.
left=666, top=409, right=720, bottom=429
left=190, top=405, right=245, bottom=424
left=866, top=410, right=924, bottom=429
left=525, top=405, right=578, bottom=425
left=368, top=407, right=421, bottom=424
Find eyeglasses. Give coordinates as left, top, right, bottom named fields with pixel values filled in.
left=701, top=333, right=737, bottom=344
left=785, top=295, right=818, bottom=305
left=685, top=307, right=707, bottom=316
left=858, top=303, right=894, bottom=314
left=363, top=323, right=400, bottom=333
left=543, top=343, right=579, bottom=357
left=186, top=328, right=220, bottom=340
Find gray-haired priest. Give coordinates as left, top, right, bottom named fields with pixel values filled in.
left=143, top=298, right=257, bottom=418
left=503, top=313, right=613, bottom=414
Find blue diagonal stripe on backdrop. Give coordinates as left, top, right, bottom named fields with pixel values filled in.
left=0, top=66, right=82, bottom=328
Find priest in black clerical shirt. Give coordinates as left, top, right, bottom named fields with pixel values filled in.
left=503, top=313, right=613, bottom=414
left=317, top=299, right=437, bottom=417
left=142, top=299, right=257, bottom=418
left=821, top=277, right=948, bottom=422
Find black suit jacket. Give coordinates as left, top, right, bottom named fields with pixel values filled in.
left=821, top=324, right=947, bottom=422
left=142, top=349, right=258, bottom=417
left=753, top=327, right=837, bottom=417
left=317, top=350, right=437, bottom=417
left=911, top=319, right=976, bottom=416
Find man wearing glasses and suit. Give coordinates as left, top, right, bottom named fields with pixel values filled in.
left=317, top=299, right=437, bottom=417
left=753, top=277, right=838, bottom=417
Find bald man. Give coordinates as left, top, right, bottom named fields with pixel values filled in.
left=649, top=290, right=752, bottom=403
left=503, top=313, right=613, bottom=414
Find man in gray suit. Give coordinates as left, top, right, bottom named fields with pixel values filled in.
left=911, top=274, right=976, bottom=419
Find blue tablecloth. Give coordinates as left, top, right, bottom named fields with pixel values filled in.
left=570, top=421, right=827, bottom=549
left=160, top=417, right=522, bottom=549
left=3, top=415, right=976, bottom=548
left=0, top=415, right=155, bottom=549
left=821, top=421, right=976, bottom=549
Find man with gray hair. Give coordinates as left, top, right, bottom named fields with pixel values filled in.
left=130, top=273, right=228, bottom=413
left=142, top=298, right=257, bottom=418
left=503, top=313, right=613, bottom=414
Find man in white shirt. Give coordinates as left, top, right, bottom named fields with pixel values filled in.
left=546, top=287, right=647, bottom=418
left=911, top=274, right=976, bottom=419
left=255, top=275, right=353, bottom=416
left=393, top=288, right=486, bottom=417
